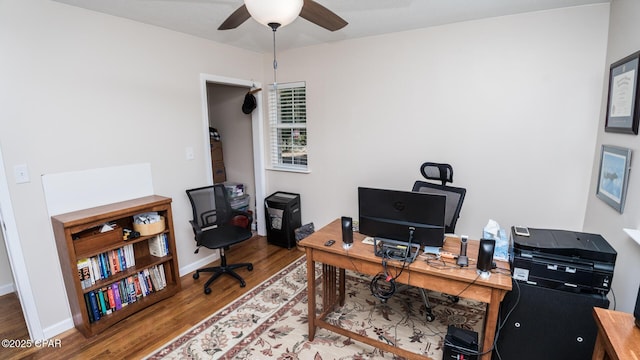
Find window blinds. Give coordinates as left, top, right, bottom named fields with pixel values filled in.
left=268, top=81, right=308, bottom=170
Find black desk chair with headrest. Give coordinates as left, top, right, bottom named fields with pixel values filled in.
left=186, top=184, right=254, bottom=295
left=412, top=162, right=466, bottom=234
left=411, top=162, right=467, bottom=321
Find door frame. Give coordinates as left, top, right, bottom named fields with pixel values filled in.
left=0, top=146, right=44, bottom=339
left=199, top=74, right=267, bottom=235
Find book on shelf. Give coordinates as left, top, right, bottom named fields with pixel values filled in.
left=137, top=272, right=148, bottom=296
left=97, top=288, right=109, bottom=315
left=149, top=266, right=161, bottom=291
left=118, top=248, right=126, bottom=271
left=109, top=249, right=119, bottom=274
left=143, top=268, right=154, bottom=293
left=133, top=274, right=143, bottom=298
left=148, top=233, right=169, bottom=257
left=90, top=257, right=100, bottom=284
left=158, top=263, right=167, bottom=288
left=99, top=253, right=109, bottom=278
left=106, top=286, right=116, bottom=313
left=153, top=265, right=164, bottom=290
left=86, top=292, right=100, bottom=323
left=77, top=258, right=92, bottom=289
left=84, top=293, right=92, bottom=323
left=112, top=283, right=122, bottom=310
left=119, top=279, right=129, bottom=306
left=123, top=244, right=134, bottom=267
left=127, top=277, right=137, bottom=304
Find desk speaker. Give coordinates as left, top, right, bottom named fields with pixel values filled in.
left=341, top=216, right=353, bottom=249
left=477, top=238, right=495, bottom=272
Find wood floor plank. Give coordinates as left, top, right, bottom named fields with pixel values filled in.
left=0, top=236, right=303, bottom=360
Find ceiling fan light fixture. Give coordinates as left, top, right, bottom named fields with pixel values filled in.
left=244, top=0, right=303, bottom=28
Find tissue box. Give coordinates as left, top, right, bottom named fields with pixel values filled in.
left=483, top=228, right=510, bottom=261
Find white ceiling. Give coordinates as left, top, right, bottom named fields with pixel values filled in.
left=53, top=0, right=609, bottom=53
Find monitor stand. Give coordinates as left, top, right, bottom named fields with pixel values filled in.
left=373, top=237, right=420, bottom=263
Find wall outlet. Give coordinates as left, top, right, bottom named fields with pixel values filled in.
left=185, top=146, right=194, bottom=160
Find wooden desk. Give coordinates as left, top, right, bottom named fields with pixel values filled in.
left=299, top=219, right=512, bottom=360
left=592, top=307, right=640, bottom=360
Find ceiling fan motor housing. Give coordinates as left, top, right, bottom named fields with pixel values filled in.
left=244, top=0, right=303, bottom=28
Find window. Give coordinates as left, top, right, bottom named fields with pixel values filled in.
left=268, top=81, right=308, bottom=171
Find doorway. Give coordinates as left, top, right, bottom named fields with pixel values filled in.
left=0, top=145, right=44, bottom=340
left=199, top=74, right=267, bottom=235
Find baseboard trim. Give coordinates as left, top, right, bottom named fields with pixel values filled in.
left=179, top=251, right=220, bottom=277
left=42, top=318, right=74, bottom=340
left=0, top=282, right=15, bottom=296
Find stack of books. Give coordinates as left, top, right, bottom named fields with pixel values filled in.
left=77, top=244, right=135, bottom=289
left=83, top=264, right=167, bottom=323
left=148, top=233, right=169, bottom=257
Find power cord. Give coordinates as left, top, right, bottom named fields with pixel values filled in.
left=493, top=277, right=521, bottom=360
left=370, top=271, right=397, bottom=301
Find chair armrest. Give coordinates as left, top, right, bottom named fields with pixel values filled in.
left=189, top=220, right=203, bottom=237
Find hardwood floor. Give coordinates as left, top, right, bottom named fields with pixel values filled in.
left=1, top=236, right=304, bottom=360
left=0, top=292, right=30, bottom=343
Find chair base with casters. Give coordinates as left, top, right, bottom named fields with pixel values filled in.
left=192, top=247, right=253, bottom=295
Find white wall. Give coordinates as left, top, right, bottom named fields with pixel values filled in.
left=584, top=0, right=640, bottom=313
left=266, top=5, right=610, bottom=240
left=0, top=0, right=262, bottom=337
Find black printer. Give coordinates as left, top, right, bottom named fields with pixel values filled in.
left=510, top=227, right=616, bottom=294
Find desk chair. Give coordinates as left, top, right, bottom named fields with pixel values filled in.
left=412, top=162, right=467, bottom=321
left=186, top=184, right=254, bottom=295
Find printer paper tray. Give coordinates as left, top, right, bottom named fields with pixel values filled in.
left=512, top=255, right=612, bottom=294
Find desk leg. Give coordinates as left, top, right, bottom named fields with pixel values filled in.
left=306, top=249, right=317, bottom=341
left=480, top=289, right=504, bottom=360
left=339, top=268, right=346, bottom=306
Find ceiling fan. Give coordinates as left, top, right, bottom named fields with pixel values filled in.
left=218, top=0, right=348, bottom=32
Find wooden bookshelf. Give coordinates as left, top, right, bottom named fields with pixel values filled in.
left=51, top=195, right=181, bottom=337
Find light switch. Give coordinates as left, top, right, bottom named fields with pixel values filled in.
left=185, top=146, right=194, bottom=160
left=14, top=164, right=30, bottom=184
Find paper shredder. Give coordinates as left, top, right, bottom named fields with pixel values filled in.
left=264, top=192, right=301, bottom=249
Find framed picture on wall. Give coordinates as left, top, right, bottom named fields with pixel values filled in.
left=605, top=51, right=640, bottom=134
left=596, top=145, right=632, bottom=213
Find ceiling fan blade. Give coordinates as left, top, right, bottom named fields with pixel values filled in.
left=300, top=0, right=348, bottom=31
left=218, top=4, right=251, bottom=30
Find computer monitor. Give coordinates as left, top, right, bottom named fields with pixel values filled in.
left=358, top=187, right=446, bottom=248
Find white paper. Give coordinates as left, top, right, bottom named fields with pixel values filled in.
left=610, top=69, right=636, bottom=118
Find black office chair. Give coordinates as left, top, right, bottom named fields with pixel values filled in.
left=412, top=162, right=466, bottom=234
left=411, top=162, right=467, bottom=321
left=186, top=184, right=254, bottom=295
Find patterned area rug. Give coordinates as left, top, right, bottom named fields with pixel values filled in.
left=145, top=255, right=485, bottom=359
